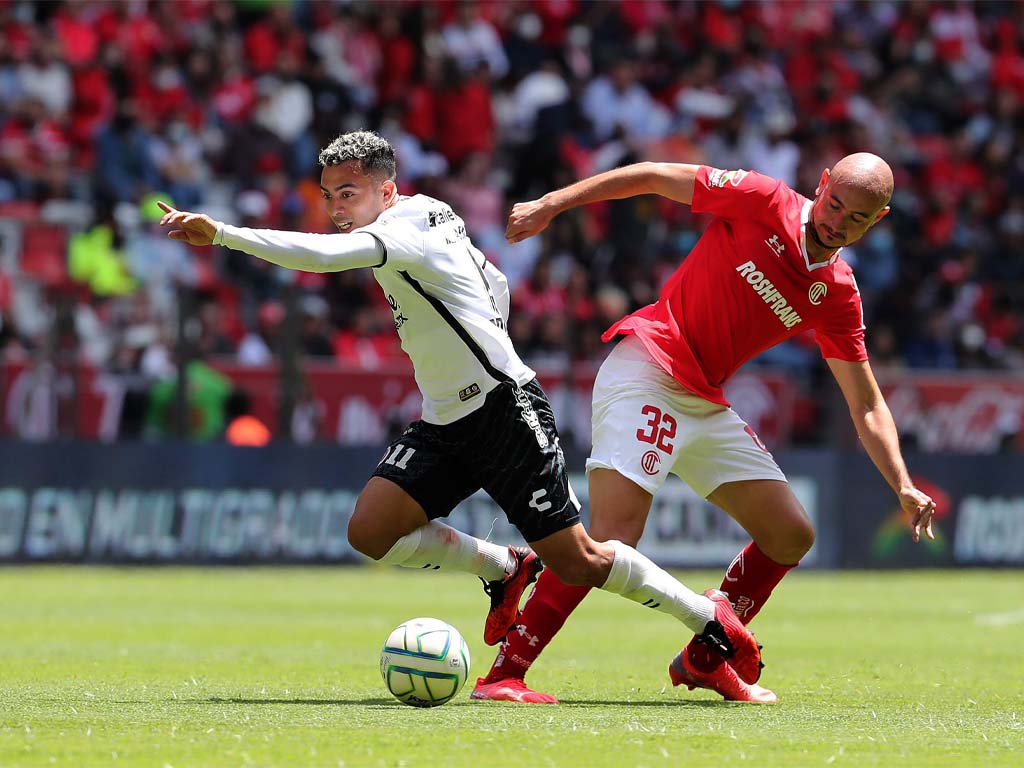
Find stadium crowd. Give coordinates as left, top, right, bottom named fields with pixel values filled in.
left=1, top=0, right=1023, bottom=392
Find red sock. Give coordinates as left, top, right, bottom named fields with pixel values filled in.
left=482, top=567, right=591, bottom=683
left=687, top=541, right=796, bottom=672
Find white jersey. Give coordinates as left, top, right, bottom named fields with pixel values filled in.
left=216, top=194, right=535, bottom=424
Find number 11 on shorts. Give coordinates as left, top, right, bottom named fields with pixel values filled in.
left=383, top=444, right=416, bottom=469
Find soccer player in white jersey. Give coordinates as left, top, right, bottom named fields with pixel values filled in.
left=158, top=130, right=765, bottom=692
left=473, top=154, right=937, bottom=704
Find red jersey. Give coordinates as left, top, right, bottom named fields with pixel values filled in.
left=603, top=166, right=867, bottom=406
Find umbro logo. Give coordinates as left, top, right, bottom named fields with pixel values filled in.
left=764, top=234, right=785, bottom=257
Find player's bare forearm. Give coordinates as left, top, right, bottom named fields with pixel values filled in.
left=507, top=163, right=699, bottom=243
left=853, top=403, right=937, bottom=541
left=853, top=404, right=913, bottom=495
left=545, top=162, right=698, bottom=212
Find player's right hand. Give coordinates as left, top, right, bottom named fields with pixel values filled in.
left=157, top=200, right=218, bottom=246
left=505, top=199, right=555, bottom=244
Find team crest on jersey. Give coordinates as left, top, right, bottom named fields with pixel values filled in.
left=808, top=281, right=828, bottom=305
left=708, top=168, right=749, bottom=188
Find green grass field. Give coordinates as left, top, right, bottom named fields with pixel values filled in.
left=1, top=567, right=1021, bottom=767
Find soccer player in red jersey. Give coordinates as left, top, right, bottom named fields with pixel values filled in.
left=472, top=154, right=937, bottom=704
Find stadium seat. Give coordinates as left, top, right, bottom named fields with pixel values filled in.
left=19, top=223, right=69, bottom=287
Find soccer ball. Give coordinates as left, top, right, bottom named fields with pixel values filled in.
left=380, top=617, right=471, bottom=708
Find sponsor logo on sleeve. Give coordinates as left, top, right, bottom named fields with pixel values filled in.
left=708, top=168, right=749, bottom=189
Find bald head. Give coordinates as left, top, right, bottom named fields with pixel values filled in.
left=808, top=152, right=893, bottom=257
left=829, top=152, right=893, bottom=210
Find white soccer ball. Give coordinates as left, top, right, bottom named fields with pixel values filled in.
left=380, top=617, right=471, bottom=708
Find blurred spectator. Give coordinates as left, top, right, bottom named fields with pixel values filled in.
left=252, top=54, right=315, bottom=179
left=68, top=204, right=136, bottom=296
left=582, top=60, right=671, bottom=143
left=238, top=300, right=284, bottom=367
left=436, top=61, right=495, bottom=165
left=442, top=1, right=509, bottom=80
left=94, top=102, right=159, bottom=205
left=126, top=194, right=198, bottom=320
left=17, top=36, right=71, bottom=117
left=144, top=359, right=232, bottom=441
left=149, top=120, right=207, bottom=209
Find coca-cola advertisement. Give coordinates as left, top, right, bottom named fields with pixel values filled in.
left=879, top=374, right=1024, bottom=453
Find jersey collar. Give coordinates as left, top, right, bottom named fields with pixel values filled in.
left=801, top=200, right=840, bottom=272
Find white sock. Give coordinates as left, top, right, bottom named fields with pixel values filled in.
left=601, top=540, right=715, bottom=634
left=378, top=521, right=513, bottom=582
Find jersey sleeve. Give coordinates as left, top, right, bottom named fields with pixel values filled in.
left=214, top=225, right=384, bottom=272
left=354, top=217, right=425, bottom=269
left=690, top=166, right=784, bottom=221
left=814, top=286, right=868, bottom=362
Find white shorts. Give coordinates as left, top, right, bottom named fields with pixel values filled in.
left=587, top=336, right=787, bottom=498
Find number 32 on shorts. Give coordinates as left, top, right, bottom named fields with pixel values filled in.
left=636, top=405, right=676, bottom=454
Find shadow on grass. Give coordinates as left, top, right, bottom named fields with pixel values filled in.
left=206, top=697, right=398, bottom=706
left=202, top=697, right=729, bottom=708
left=549, top=699, right=733, bottom=708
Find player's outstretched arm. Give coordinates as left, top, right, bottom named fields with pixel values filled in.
left=826, top=358, right=937, bottom=542
left=505, top=162, right=701, bottom=243
left=157, top=201, right=384, bottom=273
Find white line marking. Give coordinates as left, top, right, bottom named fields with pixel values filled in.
left=975, top=608, right=1024, bottom=627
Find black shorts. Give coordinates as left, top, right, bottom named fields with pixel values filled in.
left=372, top=379, right=581, bottom=542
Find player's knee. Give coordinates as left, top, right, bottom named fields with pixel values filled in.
left=347, top=515, right=395, bottom=561
left=788, top=517, right=816, bottom=560
left=763, top=518, right=815, bottom=565
left=542, top=542, right=610, bottom=587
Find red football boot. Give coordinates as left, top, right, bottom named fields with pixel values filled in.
left=470, top=677, right=559, bottom=704
left=481, top=547, right=543, bottom=646
left=693, top=589, right=764, bottom=684
left=669, top=651, right=777, bottom=704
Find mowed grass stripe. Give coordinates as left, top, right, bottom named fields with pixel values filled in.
left=1, top=567, right=1021, bottom=767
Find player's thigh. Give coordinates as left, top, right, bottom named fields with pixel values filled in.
left=666, top=403, right=786, bottom=501
left=478, top=380, right=582, bottom=543
left=351, top=421, right=480, bottom=558
left=587, top=468, right=653, bottom=546
left=586, top=340, right=681, bottom=540
left=673, top=408, right=812, bottom=563
left=706, top=479, right=814, bottom=565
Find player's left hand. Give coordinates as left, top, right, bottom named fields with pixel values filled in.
left=898, top=486, right=936, bottom=543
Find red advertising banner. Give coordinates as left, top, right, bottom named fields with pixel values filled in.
left=878, top=374, right=1024, bottom=453
left=4, top=359, right=1019, bottom=453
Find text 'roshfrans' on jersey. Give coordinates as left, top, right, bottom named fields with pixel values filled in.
left=735, top=261, right=802, bottom=329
